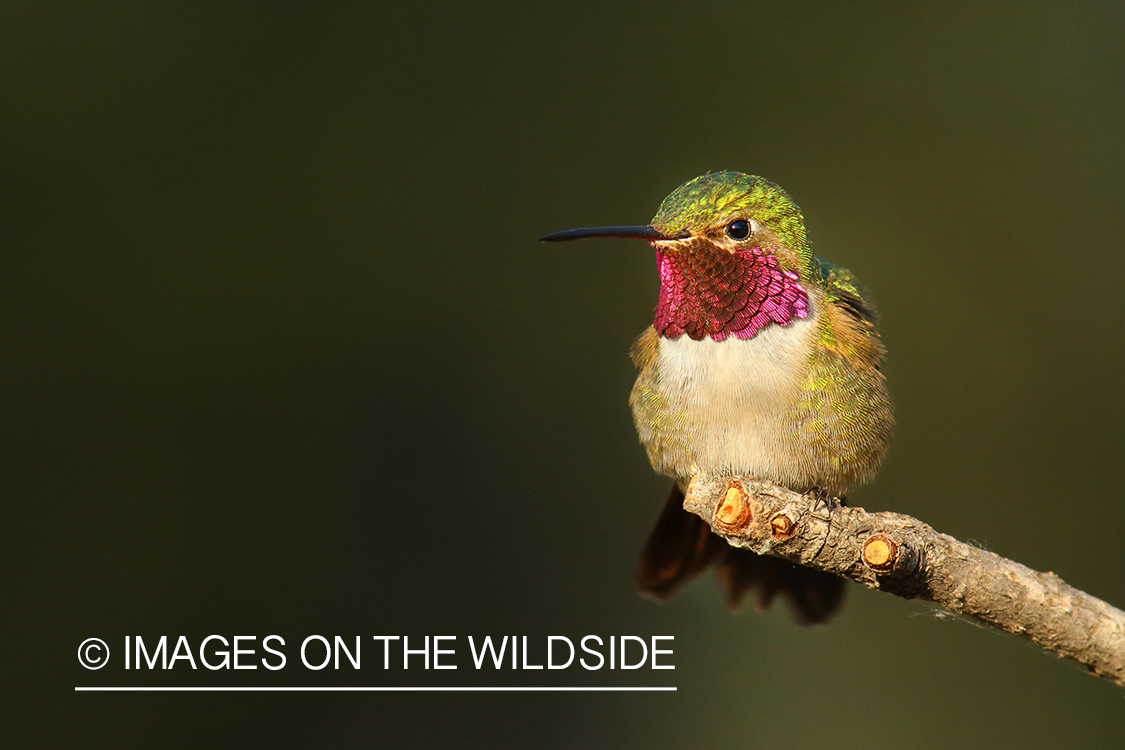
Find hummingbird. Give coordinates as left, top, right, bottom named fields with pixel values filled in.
left=542, top=171, right=893, bottom=623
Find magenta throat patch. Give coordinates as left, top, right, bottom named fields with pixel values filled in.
left=653, top=243, right=809, bottom=341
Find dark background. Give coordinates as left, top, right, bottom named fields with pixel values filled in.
left=7, top=1, right=1125, bottom=747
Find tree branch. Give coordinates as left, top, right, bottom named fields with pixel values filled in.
left=681, top=473, right=1125, bottom=687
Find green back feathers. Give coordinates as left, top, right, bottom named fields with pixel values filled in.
left=650, top=171, right=813, bottom=274
left=816, top=258, right=878, bottom=325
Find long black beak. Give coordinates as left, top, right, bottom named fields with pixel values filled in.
left=539, top=225, right=688, bottom=242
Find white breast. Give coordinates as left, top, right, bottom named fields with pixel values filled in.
left=636, top=313, right=819, bottom=484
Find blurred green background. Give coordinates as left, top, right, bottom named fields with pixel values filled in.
left=6, top=1, right=1125, bottom=747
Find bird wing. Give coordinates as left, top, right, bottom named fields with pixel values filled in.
left=815, top=257, right=878, bottom=326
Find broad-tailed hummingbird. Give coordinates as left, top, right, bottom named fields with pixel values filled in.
left=543, top=171, right=893, bottom=623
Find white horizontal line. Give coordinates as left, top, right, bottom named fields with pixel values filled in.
left=75, top=686, right=677, bottom=692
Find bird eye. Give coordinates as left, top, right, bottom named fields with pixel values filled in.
left=725, top=219, right=751, bottom=240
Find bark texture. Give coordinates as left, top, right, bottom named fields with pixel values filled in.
left=681, top=473, right=1125, bottom=687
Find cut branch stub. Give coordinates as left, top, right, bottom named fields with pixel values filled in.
left=862, top=533, right=899, bottom=572
left=712, top=482, right=752, bottom=533
left=770, top=512, right=797, bottom=540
